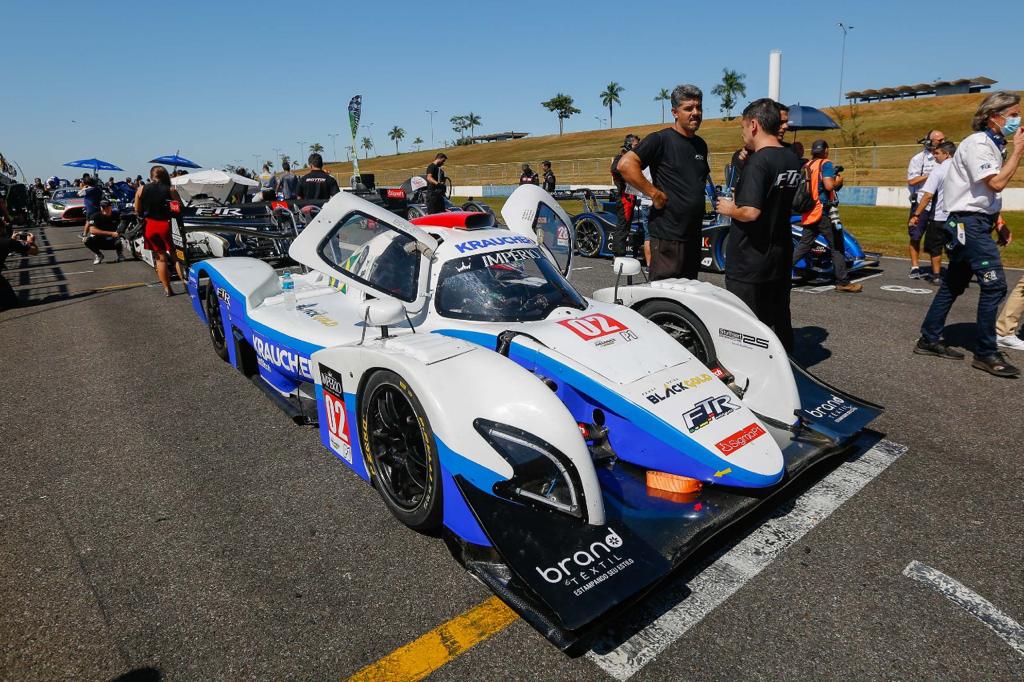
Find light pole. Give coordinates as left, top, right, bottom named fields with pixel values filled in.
left=838, top=22, right=854, bottom=105
left=252, top=154, right=261, bottom=172
left=594, top=115, right=607, bottom=129
left=328, top=133, right=340, bottom=162
left=272, top=147, right=282, bottom=164
left=297, top=141, right=305, bottom=166
left=426, top=109, right=437, bottom=146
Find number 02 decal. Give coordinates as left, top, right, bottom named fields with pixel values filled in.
left=558, top=313, right=629, bottom=340
left=323, top=391, right=353, bottom=463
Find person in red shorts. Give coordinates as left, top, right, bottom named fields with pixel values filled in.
left=134, top=165, right=184, bottom=296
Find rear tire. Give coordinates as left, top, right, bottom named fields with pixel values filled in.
left=205, top=283, right=230, bottom=362
left=360, top=370, right=442, bottom=531
left=638, top=300, right=717, bottom=367
left=406, top=204, right=427, bottom=220
left=574, top=217, right=604, bottom=258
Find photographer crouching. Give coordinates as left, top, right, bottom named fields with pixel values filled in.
left=81, top=199, right=124, bottom=265
left=1, top=231, right=39, bottom=310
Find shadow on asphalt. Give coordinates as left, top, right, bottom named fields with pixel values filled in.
left=110, top=667, right=162, bottom=682
left=792, top=326, right=832, bottom=368
left=941, top=322, right=982, bottom=354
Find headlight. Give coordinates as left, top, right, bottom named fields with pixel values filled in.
left=51, top=202, right=65, bottom=210
left=474, top=418, right=586, bottom=521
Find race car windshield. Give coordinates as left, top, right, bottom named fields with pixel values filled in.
left=51, top=189, right=78, bottom=200
left=435, top=248, right=586, bottom=322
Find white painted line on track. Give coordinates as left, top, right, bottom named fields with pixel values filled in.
left=63, top=270, right=95, bottom=276
left=587, top=439, right=907, bottom=680
left=572, top=266, right=594, bottom=271
left=903, top=560, right=1024, bottom=658
left=793, top=271, right=884, bottom=294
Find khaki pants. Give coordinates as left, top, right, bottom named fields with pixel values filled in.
left=996, top=274, right=1024, bottom=337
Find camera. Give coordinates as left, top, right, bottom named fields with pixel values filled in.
left=834, top=165, right=845, bottom=173
left=12, top=231, right=32, bottom=241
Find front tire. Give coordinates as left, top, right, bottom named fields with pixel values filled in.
left=574, top=217, right=604, bottom=258
left=205, top=283, right=230, bottom=361
left=360, top=370, right=442, bottom=531
left=638, top=300, right=717, bottom=367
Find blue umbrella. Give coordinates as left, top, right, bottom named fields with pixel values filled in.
left=786, top=105, right=840, bottom=132
left=148, top=154, right=201, bottom=170
left=64, top=158, right=124, bottom=175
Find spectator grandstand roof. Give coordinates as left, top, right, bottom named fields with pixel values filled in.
left=845, top=77, right=996, bottom=102
left=470, top=131, right=529, bottom=143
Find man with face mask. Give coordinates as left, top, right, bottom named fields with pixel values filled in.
left=907, top=130, right=945, bottom=278
left=916, top=92, right=1021, bottom=378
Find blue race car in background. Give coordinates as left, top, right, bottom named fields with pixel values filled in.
left=565, top=187, right=881, bottom=282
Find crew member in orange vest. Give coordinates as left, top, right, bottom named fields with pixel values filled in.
left=792, top=139, right=862, bottom=292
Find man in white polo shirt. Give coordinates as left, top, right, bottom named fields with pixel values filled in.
left=906, top=130, right=945, bottom=278
left=915, top=92, right=1021, bottom=378
left=908, top=140, right=956, bottom=282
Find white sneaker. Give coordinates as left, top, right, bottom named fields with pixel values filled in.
left=996, top=335, right=1024, bottom=350
left=93, top=254, right=104, bottom=265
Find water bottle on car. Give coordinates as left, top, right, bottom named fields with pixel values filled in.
left=280, top=270, right=296, bottom=310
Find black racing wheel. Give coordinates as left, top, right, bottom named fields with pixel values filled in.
left=360, top=370, right=442, bottom=531
left=205, top=283, right=230, bottom=361
left=574, top=218, right=604, bottom=258
left=406, top=204, right=427, bottom=220
left=638, top=300, right=717, bottom=367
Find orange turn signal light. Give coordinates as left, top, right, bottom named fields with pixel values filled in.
left=646, top=470, right=703, bottom=495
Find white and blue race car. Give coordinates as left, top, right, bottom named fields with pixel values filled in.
left=185, top=184, right=882, bottom=648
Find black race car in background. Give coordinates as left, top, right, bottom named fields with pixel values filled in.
left=399, top=175, right=495, bottom=219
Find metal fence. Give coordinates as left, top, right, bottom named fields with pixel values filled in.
left=331, top=145, right=944, bottom=189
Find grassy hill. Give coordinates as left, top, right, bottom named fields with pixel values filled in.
left=322, top=92, right=1021, bottom=187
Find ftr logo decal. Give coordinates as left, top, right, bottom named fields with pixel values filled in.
left=195, top=207, right=243, bottom=217
left=319, top=365, right=352, bottom=463
left=715, top=422, right=766, bottom=455
left=559, top=313, right=632, bottom=343
left=683, top=395, right=739, bottom=433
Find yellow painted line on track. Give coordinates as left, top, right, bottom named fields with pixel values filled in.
left=347, top=596, right=518, bottom=682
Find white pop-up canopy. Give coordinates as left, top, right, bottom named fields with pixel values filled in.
left=171, top=168, right=259, bottom=202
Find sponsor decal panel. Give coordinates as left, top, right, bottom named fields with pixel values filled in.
left=642, top=373, right=713, bottom=405
left=453, top=235, right=535, bottom=254
left=481, top=248, right=542, bottom=267
left=683, top=395, right=739, bottom=433
left=295, top=302, right=338, bottom=327
left=253, top=334, right=313, bottom=380
left=194, top=207, right=243, bottom=217
left=319, top=365, right=352, bottom=463
left=216, top=287, right=231, bottom=304
left=804, top=394, right=859, bottom=424
left=558, top=314, right=635, bottom=349
left=719, top=328, right=770, bottom=350
left=535, top=528, right=635, bottom=598
left=715, top=422, right=767, bottom=455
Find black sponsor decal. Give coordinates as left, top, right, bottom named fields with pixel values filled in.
left=195, top=207, right=243, bottom=217
left=683, top=394, right=739, bottom=432
left=719, top=328, right=770, bottom=349
left=319, top=364, right=345, bottom=397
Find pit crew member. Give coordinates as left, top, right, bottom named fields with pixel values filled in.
left=425, top=153, right=448, bottom=214
left=908, top=140, right=955, bottom=283
left=82, top=199, right=124, bottom=265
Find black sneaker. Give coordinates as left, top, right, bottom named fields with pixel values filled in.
left=914, top=337, right=965, bottom=359
left=909, top=267, right=922, bottom=279
left=971, top=353, right=1020, bottom=378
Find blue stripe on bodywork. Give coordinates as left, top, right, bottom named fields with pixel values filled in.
left=434, top=328, right=781, bottom=488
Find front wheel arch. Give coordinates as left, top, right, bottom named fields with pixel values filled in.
left=635, top=298, right=718, bottom=367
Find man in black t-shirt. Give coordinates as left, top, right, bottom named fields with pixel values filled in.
left=82, top=200, right=124, bottom=264
left=297, top=153, right=340, bottom=201
left=716, top=99, right=802, bottom=352
left=541, top=161, right=556, bottom=192
left=617, top=85, right=710, bottom=279
left=425, top=153, right=448, bottom=214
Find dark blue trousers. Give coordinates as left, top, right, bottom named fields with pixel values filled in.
left=921, top=212, right=1008, bottom=357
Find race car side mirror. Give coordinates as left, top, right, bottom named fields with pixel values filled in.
left=360, top=299, right=407, bottom=342
left=613, top=257, right=643, bottom=305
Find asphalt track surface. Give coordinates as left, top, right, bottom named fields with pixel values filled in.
left=2, top=222, right=1023, bottom=680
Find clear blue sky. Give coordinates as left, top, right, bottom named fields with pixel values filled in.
left=4, top=0, right=1013, bottom=181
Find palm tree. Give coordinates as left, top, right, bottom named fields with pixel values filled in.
left=450, top=114, right=467, bottom=140
left=711, top=69, right=747, bottom=119
left=388, top=126, right=405, bottom=155
left=309, top=142, right=324, bottom=154
left=600, top=82, right=624, bottom=128
left=361, top=137, right=373, bottom=159
left=279, top=154, right=291, bottom=168
left=541, top=93, right=581, bottom=136
left=654, top=88, right=671, bottom=124
left=412, top=136, right=424, bottom=151
left=264, top=160, right=274, bottom=170
left=464, top=112, right=482, bottom=140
